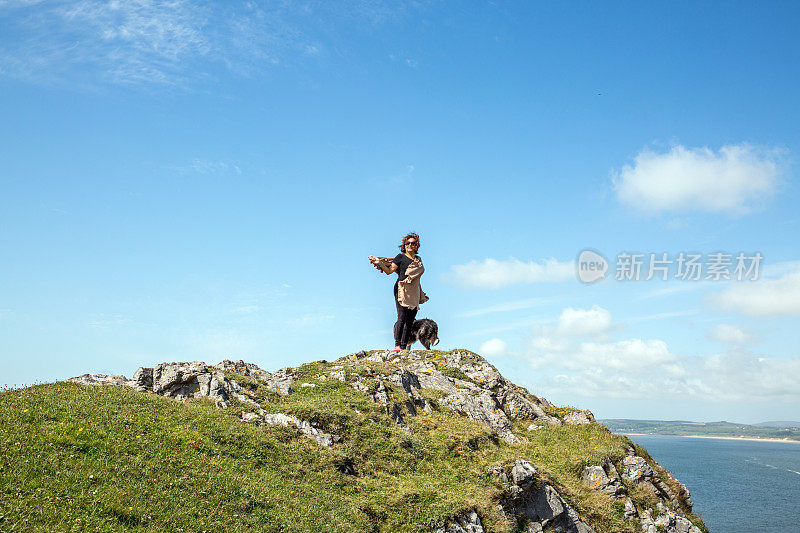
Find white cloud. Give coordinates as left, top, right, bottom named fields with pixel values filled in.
left=710, top=324, right=751, bottom=344
left=448, top=258, right=574, bottom=289
left=613, top=143, right=786, bottom=214
left=556, top=305, right=612, bottom=336
left=518, top=306, right=799, bottom=403
left=708, top=267, right=800, bottom=317
left=479, top=338, right=507, bottom=358
left=699, top=350, right=800, bottom=402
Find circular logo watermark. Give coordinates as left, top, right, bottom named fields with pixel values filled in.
left=576, top=249, right=609, bottom=283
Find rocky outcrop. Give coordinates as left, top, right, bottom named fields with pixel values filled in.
left=70, top=360, right=277, bottom=409
left=440, top=390, right=520, bottom=443
left=623, top=454, right=677, bottom=504
left=68, top=373, right=132, bottom=387
left=68, top=352, right=585, bottom=446
left=640, top=503, right=701, bottom=533
left=578, top=445, right=705, bottom=533
left=67, top=350, right=705, bottom=533
left=453, top=460, right=598, bottom=532
left=216, top=359, right=295, bottom=395
left=581, top=462, right=626, bottom=499
left=564, top=410, right=595, bottom=425
left=434, top=510, right=485, bottom=533
left=489, top=459, right=596, bottom=533
left=258, top=413, right=340, bottom=447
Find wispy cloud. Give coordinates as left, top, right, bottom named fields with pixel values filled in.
left=457, top=296, right=558, bottom=318
left=288, top=313, right=335, bottom=327
left=88, top=313, right=135, bottom=328
left=176, top=159, right=243, bottom=175
left=465, top=315, right=554, bottom=337
left=613, top=143, right=787, bottom=215
left=624, top=309, right=701, bottom=323
left=0, top=0, right=413, bottom=88
left=230, top=305, right=260, bottom=315
left=1, top=0, right=212, bottom=86
left=448, top=257, right=574, bottom=289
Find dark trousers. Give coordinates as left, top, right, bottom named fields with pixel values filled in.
left=394, top=281, right=418, bottom=348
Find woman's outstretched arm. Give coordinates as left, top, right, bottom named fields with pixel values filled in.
left=369, top=256, right=397, bottom=275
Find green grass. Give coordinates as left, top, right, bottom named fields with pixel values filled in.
left=0, top=351, right=706, bottom=532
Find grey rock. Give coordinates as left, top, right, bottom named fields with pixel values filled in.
left=581, top=465, right=626, bottom=498
left=368, top=380, right=408, bottom=428
left=68, top=373, right=132, bottom=387
left=563, top=410, right=595, bottom=425
left=496, top=387, right=560, bottom=426
left=132, top=367, right=153, bottom=391
left=486, top=465, right=510, bottom=484
left=501, top=460, right=595, bottom=533
left=511, top=459, right=537, bottom=488
left=417, top=370, right=478, bottom=394
left=434, top=509, right=485, bottom=533
left=622, top=455, right=655, bottom=483
left=262, top=413, right=339, bottom=446
left=350, top=379, right=370, bottom=393
left=440, top=390, right=519, bottom=443
left=215, top=360, right=295, bottom=395
left=262, top=367, right=295, bottom=395
left=531, top=484, right=565, bottom=522
left=389, top=369, right=432, bottom=415
left=388, top=368, right=422, bottom=392
left=623, top=498, right=638, bottom=520
left=214, top=359, right=272, bottom=381
left=240, top=412, right=260, bottom=422
left=365, top=350, right=393, bottom=362
left=640, top=507, right=702, bottom=533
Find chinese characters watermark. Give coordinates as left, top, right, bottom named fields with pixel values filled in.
left=576, top=250, right=762, bottom=283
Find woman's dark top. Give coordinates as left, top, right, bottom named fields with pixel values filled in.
left=392, top=253, right=418, bottom=281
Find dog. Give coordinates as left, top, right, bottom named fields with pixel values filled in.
left=409, top=318, right=439, bottom=350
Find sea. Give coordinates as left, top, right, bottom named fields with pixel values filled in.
left=625, top=434, right=800, bottom=533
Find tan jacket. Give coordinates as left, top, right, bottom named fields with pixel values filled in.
left=372, top=256, right=429, bottom=310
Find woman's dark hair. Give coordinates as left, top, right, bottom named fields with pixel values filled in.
left=399, top=232, right=420, bottom=252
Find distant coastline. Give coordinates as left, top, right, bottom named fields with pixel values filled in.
left=617, top=432, right=800, bottom=444
left=601, top=419, right=800, bottom=443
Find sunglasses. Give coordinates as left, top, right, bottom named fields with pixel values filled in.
left=406, top=241, right=419, bottom=246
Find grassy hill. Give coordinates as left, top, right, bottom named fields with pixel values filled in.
left=0, top=349, right=708, bottom=532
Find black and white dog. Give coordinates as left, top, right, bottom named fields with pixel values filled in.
left=409, top=318, right=439, bottom=350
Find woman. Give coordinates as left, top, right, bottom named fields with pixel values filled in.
left=369, top=233, right=429, bottom=352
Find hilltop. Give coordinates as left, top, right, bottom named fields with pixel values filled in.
left=1, top=349, right=707, bottom=532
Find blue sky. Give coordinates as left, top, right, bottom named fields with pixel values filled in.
left=2, top=1, right=799, bottom=423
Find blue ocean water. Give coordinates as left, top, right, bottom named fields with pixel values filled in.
left=627, top=435, right=800, bottom=533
